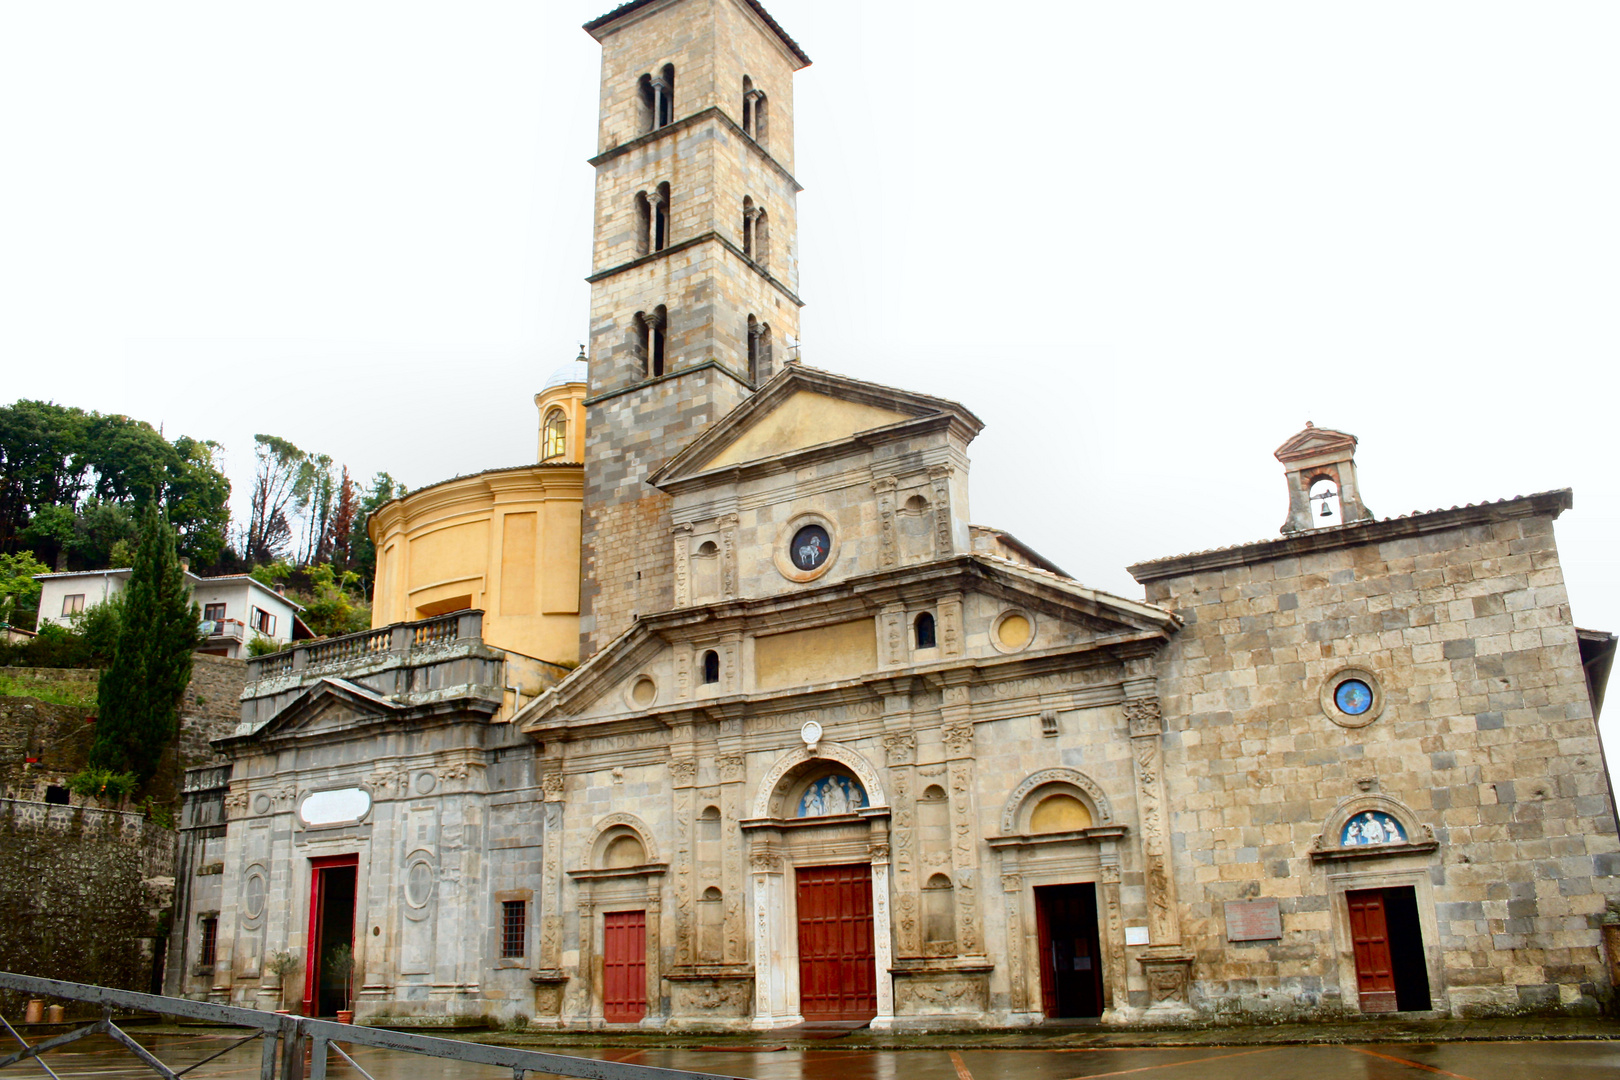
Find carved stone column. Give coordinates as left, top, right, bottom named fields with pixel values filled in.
left=872, top=475, right=898, bottom=568
left=868, top=818, right=896, bottom=1029
left=672, top=641, right=694, bottom=703
left=719, top=514, right=739, bottom=598
left=937, top=593, right=964, bottom=657
left=1124, top=659, right=1195, bottom=1018
left=671, top=758, right=697, bottom=967
left=672, top=522, right=693, bottom=607
left=1001, top=871, right=1026, bottom=1014
left=1100, top=861, right=1132, bottom=1022
left=748, top=836, right=788, bottom=1027
left=884, top=732, right=920, bottom=956
left=940, top=681, right=983, bottom=958
left=530, top=769, right=569, bottom=1026
left=879, top=602, right=907, bottom=668
left=718, top=753, right=747, bottom=964
left=928, top=465, right=954, bottom=557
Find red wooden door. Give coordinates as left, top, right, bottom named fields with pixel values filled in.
left=796, top=864, right=876, bottom=1021
left=1347, top=889, right=1398, bottom=1012
left=602, top=911, right=647, bottom=1023
left=303, top=854, right=358, bottom=1016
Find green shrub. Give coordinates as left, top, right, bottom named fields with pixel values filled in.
left=67, top=767, right=139, bottom=803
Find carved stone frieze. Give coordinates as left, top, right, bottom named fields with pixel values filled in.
left=941, top=722, right=974, bottom=757
left=1124, top=697, right=1163, bottom=738
left=718, top=753, right=746, bottom=783
left=883, top=732, right=917, bottom=766
left=670, top=759, right=697, bottom=788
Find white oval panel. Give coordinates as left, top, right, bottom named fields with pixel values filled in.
left=298, top=787, right=371, bottom=826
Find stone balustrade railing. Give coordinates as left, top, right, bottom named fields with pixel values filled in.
left=246, top=610, right=484, bottom=683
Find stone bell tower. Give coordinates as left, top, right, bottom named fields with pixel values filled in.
left=578, top=0, right=809, bottom=655
left=1274, top=422, right=1375, bottom=533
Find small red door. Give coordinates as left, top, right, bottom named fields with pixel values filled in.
left=1347, top=889, right=1397, bottom=1012
left=796, top=864, right=877, bottom=1021
left=602, top=911, right=647, bottom=1023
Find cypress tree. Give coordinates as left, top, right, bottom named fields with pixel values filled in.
left=91, top=502, right=199, bottom=785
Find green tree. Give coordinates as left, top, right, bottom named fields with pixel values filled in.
left=298, top=562, right=371, bottom=637
left=0, top=550, right=49, bottom=628
left=166, top=437, right=231, bottom=565
left=348, top=472, right=406, bottom=598
left=90, top=504, right=199, bottom=786
left=246, top=435, right=311, bottom=564
left=0, top=400, right=90, bottom=551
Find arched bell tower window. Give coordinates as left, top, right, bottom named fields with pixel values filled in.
left=742, top=196, right=755, bottom=258
left=701, top=649, right=720, bottom=685
left=747, top=314, right=773, bottom=384
left=658, top=64, right=675, bottom=127
left=1310, top=475, right=1342, bottom=527
left=914, top=612, right=936, bottom=649
left=638, top=65, right=676, bottom=132
left=742, top=76, right=768, bottom=144
left=634, top=183, right=671, bottom=257
left=634, top=305, right=668, bottom=378
left=542, top=408, right=567, bottom=461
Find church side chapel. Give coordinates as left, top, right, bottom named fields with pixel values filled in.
left=171, top=0, right=1620, bottom=1029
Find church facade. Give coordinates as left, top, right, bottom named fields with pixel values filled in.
left=169, top=0, right=1620, bottom=1028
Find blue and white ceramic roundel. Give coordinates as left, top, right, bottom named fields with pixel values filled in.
left=1341, top=811, right=1405, bottom=846
left=1334, top=678, right=1373, bottom=715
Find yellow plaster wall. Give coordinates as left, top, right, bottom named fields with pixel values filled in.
left=753, top=618, right=877, bottom=690
left=704, top=391, right=912, bottom=470
left=368, top=465, right=585, bottom=664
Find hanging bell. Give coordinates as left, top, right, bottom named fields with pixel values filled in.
left=1320, top=501, right=1334, bottom=518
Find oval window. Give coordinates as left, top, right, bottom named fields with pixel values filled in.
left=406, top=861, right=434, bottom=907
left=243, top=871, right=267, bottom=919
left=298, top=787, right=371, bottom=826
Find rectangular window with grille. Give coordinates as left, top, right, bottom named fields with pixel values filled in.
left=199, top=916, right=219, bottom=968
left=501, top=900, right=527, bottom=959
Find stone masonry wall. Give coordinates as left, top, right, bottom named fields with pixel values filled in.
left=1144, top=505, right=1620, bottom=1018
left=580, top=366, right=753, bottom=656
left=0, top=800, right=176, bottom=1013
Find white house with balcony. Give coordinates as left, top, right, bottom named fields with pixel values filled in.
left=34, top=568, right=309, bottom=658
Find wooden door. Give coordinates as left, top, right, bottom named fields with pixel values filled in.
left=302, top=854, right=358, bottom=1016
left=1035, top=884, right=1104, bottom=1018
left=602, top=910, right=647, bottom=1023
left=1347, top=888, right=1398, bottom=1012
left=796, top=864, right=877, bottom=1021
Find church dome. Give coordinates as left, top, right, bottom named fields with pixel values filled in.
left=543, top=357, right=590, bottom=391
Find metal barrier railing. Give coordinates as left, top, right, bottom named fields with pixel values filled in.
left=0, top=973, right=747, bottom=1080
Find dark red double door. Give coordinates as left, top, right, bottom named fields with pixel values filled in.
left=603, top=910, right=647, bottom=1023
left=796, top=864, right=877, bottom=1021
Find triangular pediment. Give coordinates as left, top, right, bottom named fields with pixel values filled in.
left=704, top=390, right=913, bottom=470
left=649, top=365, right=983, bottom=488
left=1274, top=424, right=1357, bottom=463
left=244, top=678, right=401, bottom=743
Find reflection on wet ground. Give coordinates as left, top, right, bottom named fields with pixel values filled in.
left=13, top=1032, right=1620, bottom=1080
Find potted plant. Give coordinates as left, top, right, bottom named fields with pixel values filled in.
left=324, top=943, right=355, bottom=1023
left=265, top=950, right=299, bottom=1013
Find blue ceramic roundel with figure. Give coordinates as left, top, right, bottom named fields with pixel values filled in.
left=1334, top=678, right=1373, bottom=715
left=791, top=524, right=831, bottom=571
left=1341, top=810, right=1405, bottom=846
left=797, top=774, right=868, bottom=817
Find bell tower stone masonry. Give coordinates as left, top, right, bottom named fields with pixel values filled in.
left=579, top=0, right=810, bottom=655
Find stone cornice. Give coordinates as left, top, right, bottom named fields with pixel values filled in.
left=588, top=105, right=803, bottom=192
left=583, top=358, right=755, bottom=408
left=585, top=229, right=804, bottom=307
left=367, top=464, right=583, bottom=543
left=1128, top=489, right=1574, bottom=584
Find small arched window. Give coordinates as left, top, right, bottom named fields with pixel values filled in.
left=914, top=612, right=936, bottom=650
left=635, top=306, right=667, bottom=378
left=654, top=181, right=670, bottom=251
left=741, top=76, right=754, bottom=133
left=542, top=408, right=567, bottom=460
left=754, top=210, right=770, bottom=269
left=741, top=196, right=756, bottom=258
left=702, top=649, right=720, bottom=685
left=657, top=64, right=675, bottom=127
left=637, top=74, right=655, bottom=133
left=754, top=93, right=768, bottom=144
left=634, top=191, right=651, bottom=256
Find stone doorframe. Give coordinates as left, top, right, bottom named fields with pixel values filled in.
left=568, top=816, right=668, bottom=1028
left=987, top=831, right=1130, bottom=1024
left=1324, top=863, right=1443, bottom=1015
left=744, top=743, right=895, bottom=1029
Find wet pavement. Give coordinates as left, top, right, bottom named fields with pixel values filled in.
left=13, top=1032, right=1620, bottom=1080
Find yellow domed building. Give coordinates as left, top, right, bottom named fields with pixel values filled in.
left=366, top=356, right=588, bottom=666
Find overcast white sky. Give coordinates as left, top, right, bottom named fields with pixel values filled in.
left=3, top=2, right=1617, bottom=655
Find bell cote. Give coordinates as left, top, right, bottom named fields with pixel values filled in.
left=1274, top=423, right=1374, bottom=533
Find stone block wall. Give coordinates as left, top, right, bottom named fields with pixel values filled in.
left=1139, top=498, right=1620, bottom=1018
left=179, top=653, right=248, bottom=770
left=0, top=800, right=176, bottom=1013
left=580, top=366, right=752, bottom=655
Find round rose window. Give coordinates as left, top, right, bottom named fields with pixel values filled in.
left=1334, top=679, right=1373, bottom=715
left=790, top=524, right=831, bottom=571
